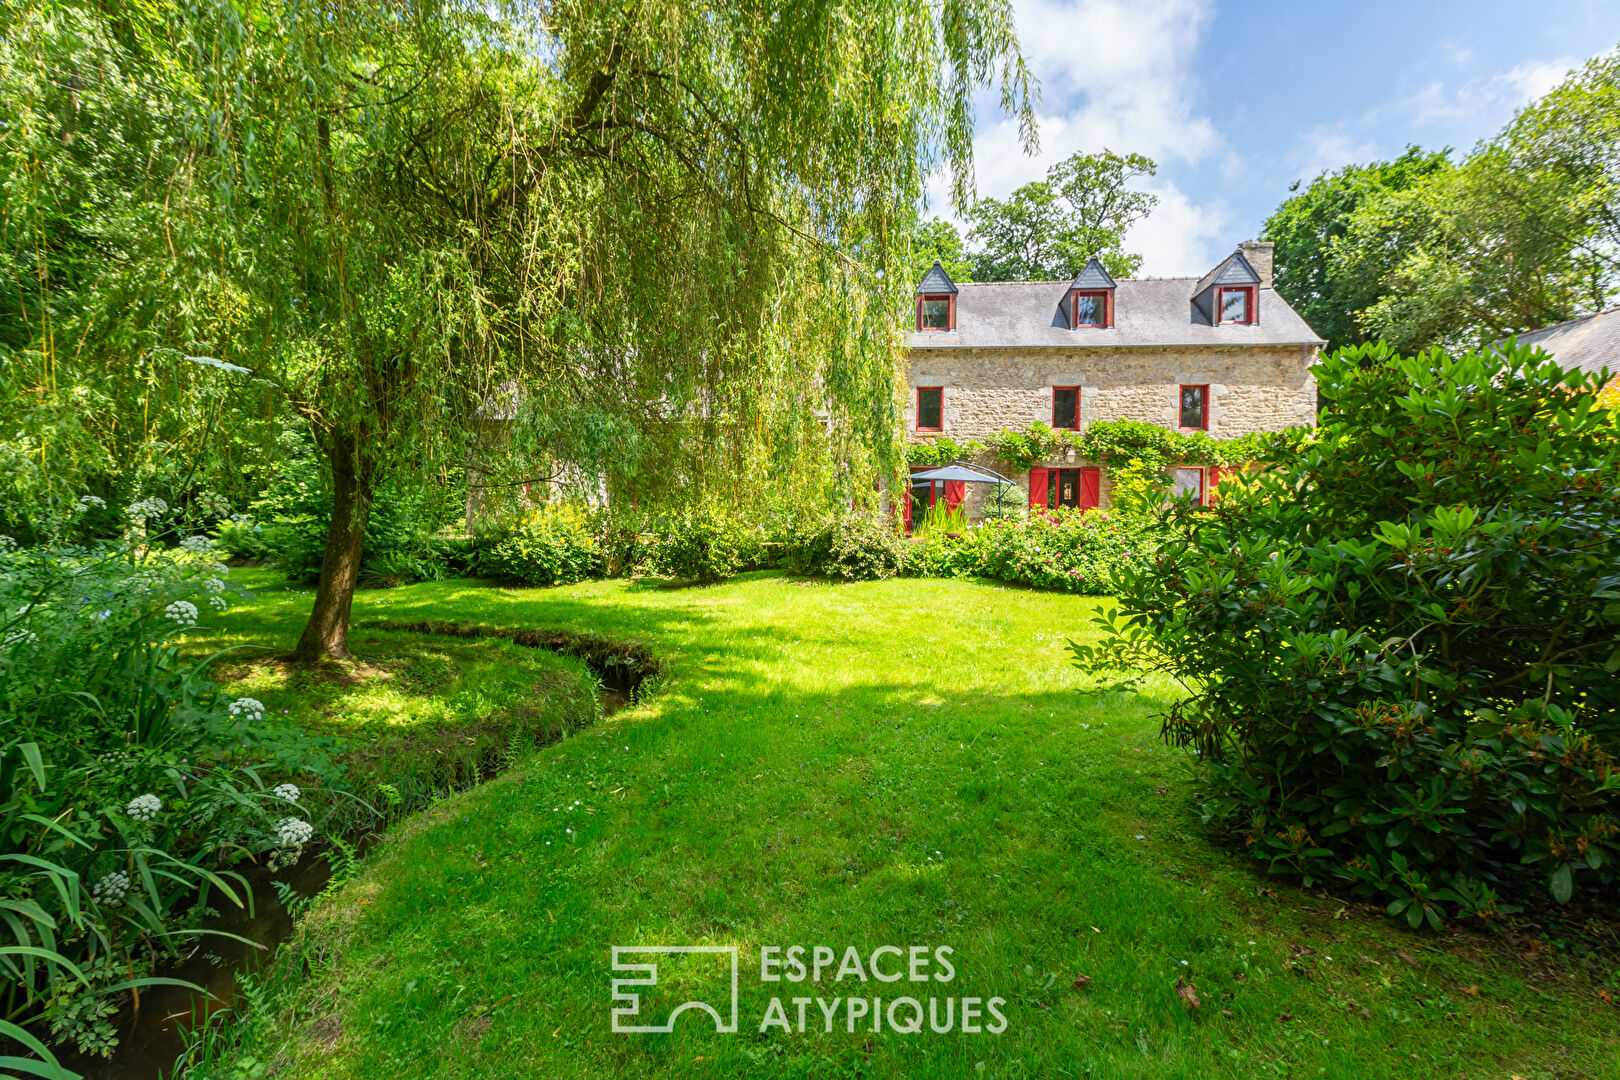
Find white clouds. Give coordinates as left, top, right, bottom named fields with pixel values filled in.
left=937, top=0, right=1230, bottom=276
left=1279, top=53, right=1578, bottom=195
left=1125, top=183, right=1232, bottom=277
left=1291, top=127, right=1380, bottom=184
left=1372, top=56, right=1574, bottom=140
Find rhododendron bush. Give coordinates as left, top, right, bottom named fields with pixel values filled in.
left=1072, top=343, right=1620, bottom=925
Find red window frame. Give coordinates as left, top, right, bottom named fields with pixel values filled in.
left=1179, top=384, right=1209, bottom=431
left=915, top=386, right=943, bottom=432
left=1173, top=466, right=1208, bottom=506
left=1052, top=385, right=1080, bottom=429
left=1071, top=289, right=1112, bottom=329
left=916, top=293, right=956, bottom=332
left=1216, top=285, right=1256, bottom=325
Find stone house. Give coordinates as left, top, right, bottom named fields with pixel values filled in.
left=899, top=240, right=1323, bottom=525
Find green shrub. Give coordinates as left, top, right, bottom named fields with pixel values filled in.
left=644, top=507, right=764, bottom=583
left=240, top=423, right=463, bottom=586
left=784, top=512, right=907, bottom=580
left=474, top=503, right=605, bottom=586
left=979, top=488, right=1026, bottom=521
left=1072, top=343, right=1620, bottom=924
left=592, top=506, right=651, bottom=577
left=902, top=508, right=1153, bottom=594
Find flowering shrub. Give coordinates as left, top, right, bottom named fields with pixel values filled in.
left=0, top=519, right=349, bottom=1061
left=906, top=508, right=1155, bottom=594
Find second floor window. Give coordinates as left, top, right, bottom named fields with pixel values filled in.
left=916, top=386, right=943, bottom=430
left=1180, top=384, right=1208, bottom=429
left=1218, top=286, right=1255, bottom=324
left=1072, top=290, right=1109, bottom=328
left=1052, top=386, right=1079, bottom=429
left=918, top=295, right=953, bottom=331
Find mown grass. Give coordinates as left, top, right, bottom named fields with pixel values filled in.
left=205, top=569, right=1618, bottom=1080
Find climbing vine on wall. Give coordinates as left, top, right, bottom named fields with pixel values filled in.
left=981, top=419, right=1280, bottom=470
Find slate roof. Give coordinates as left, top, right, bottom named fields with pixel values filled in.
left=905, top=277, right=1324, bottom=349
left=1506, top=307, right=1620, bottom=379
left=1068, top=256, right=1117, bottom=292
left=916, top=261, right=959, bottom=295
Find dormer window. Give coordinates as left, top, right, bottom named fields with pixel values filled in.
left=914, top=261, right=959, bottom=332
left=917, top=294, right=955, bottom=331
left=1066, top=256, right=1116, bottom=330
left=1071, top=291, right=1110, bottom=328
left=1218, top=286, right=1256, bottom=325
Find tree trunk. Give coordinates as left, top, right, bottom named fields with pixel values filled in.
left=293, top=431, right=375, bottom=662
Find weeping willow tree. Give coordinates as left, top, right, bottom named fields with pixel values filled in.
left=6, top=0, right=1035, bottom=659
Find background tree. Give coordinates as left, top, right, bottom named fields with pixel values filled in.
left=908, top=217, right=975, bottom=285
left=1262, top=147, right=1451, bottom=353
left=967, top=150, right=1157, bottom=280
left=2, top=0, right=1035, bottom=660
left=1265, top=47, right=1620, bottom=354
left=1342, top=146, right=1613, bottom=351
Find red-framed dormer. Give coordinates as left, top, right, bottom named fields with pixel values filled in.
left=1067, top=256, right=1116, bottom=330
left=1192, top=250, right=1262, bottom=327
left=915, top=261, right=959, bottom=332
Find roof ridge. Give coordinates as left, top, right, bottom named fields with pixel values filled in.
left=957, top=276, right=1200, bottom=286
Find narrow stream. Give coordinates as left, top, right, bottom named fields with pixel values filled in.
left=64, top=661, right=640, bottom=1080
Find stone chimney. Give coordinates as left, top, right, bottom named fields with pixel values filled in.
left=1239, top=240, right=1274, bottom=289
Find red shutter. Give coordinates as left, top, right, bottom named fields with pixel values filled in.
left=1080, top=467, right=1101, bottom=510
left=945, top=480, right=965, bottom=511
left=902, top=471, right=915, bottom=532
left=1029, top=467, right=1048, bottom=509
left=1208, top=466, right=1224, bottom=503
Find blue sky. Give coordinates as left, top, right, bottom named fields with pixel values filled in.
left=940, top=0, right=1620, bottom=276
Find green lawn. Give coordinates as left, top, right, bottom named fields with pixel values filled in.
left=202, top=569, right=1617, bottom=1080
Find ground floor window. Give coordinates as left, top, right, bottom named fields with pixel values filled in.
left=1173, top=467, right=1205, bottom=505
left=1028, top=465, right=1100, bottom=510
left=1173, top=465, right=1234, bottom=506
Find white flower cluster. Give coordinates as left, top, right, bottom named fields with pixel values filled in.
left=228, top=697, right=266, bottom=723
left=126, top=793, right=162, bottom=821
left=180, top=535, right=212, bottom=556
left=204, top=577, right=226, bottom=595
left=209, top=596, right=228, bottom=610
left=164, top=600, right=198, bottom=627
left=275, top=817, right=314, bottom=847
left=126, top=497, right=169, bottom=523
left=272, top=783, right=301, bottom=803
left=91, top=871, right=130, bottom=905
left=78, top=495, right=107, bottom=511
left=2, top=629, right=37, bottom=647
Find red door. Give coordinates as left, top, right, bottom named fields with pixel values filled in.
left=1029, top=466, right=1048, bottom=509
left=1080, top=467, right=1101, bottom=510
left=944, top=480, right=965, bottom=512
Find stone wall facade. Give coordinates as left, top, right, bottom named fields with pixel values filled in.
left=903, top=343, right=1318, bottom=518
